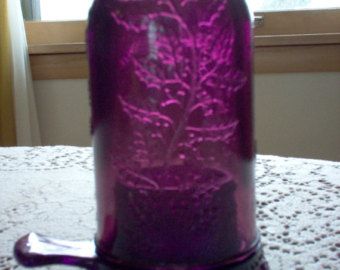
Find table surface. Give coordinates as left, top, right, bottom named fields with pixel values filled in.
left=0, top=146, right=339, bottom=270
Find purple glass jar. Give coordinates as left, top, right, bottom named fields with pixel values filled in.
left=87, top=0, right=261, bottom=268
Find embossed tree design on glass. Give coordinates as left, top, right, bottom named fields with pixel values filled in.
left=88, top=0, right=259, bottom=268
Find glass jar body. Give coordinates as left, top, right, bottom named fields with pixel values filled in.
left=87, top=0, right=258, bottom=268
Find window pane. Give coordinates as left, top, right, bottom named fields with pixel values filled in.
left=36, top=0, right=340, bottom=21
left=248, top=0, right=340, bottom=12
left=40, top=0, right=94, bottom=21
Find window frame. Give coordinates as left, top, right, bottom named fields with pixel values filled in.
left=25, top=8, right=340, bottom=80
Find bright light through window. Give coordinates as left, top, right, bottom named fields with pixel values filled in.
left=38, top=0, right=340, bottom=21
left=248, top=0, right=340, bottom=12
left=40, top=0, right=94, bottom=21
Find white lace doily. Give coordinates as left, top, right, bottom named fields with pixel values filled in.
left=0, top=146, right=339, bottom=270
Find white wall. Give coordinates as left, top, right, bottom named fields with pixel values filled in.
left=255, top=73, right=340, bottom=161
left=34, top=79, right=91, bottom=146
left=33, top=72, right=340, bottom=161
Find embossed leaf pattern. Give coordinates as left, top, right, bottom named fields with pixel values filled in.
left=111, top=0, right=246, bottom=167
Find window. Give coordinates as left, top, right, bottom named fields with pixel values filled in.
left=21, top=0, right=94, bottom=21
left=248, top=0, right=340, bottom=11
left=24, top=1, right=340, bottom=79
left=39, top=0, right=94, bottom=21
left=24, top=0, right=340, bottom=21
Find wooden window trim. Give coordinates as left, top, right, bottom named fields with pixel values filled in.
left=26, top=9, right=340, bottom=80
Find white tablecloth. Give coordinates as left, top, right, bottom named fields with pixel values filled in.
left=0, top=146, right=339, bottom=270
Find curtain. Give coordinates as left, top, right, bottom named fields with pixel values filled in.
left=8, top=0, right=41, bottom=145
left=21, top=0, right=41, bottom=21
left=0, top=0, right=17, bottom=146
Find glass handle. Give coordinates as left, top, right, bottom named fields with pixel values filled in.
left=14, top=233, right=96, bottom=268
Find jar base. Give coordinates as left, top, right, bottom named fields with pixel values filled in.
left=14, top=233, right=268, bottom=270
left=95, top=243, right=269, bottom=270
